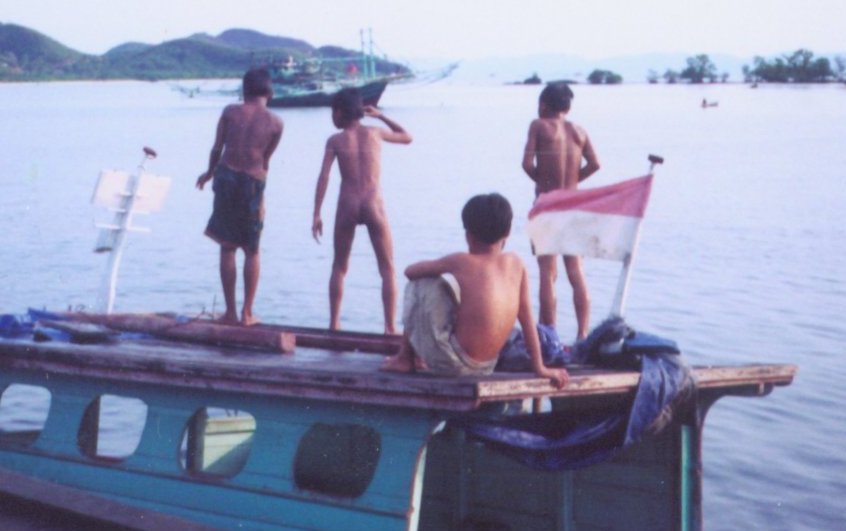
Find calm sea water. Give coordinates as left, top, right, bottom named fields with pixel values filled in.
left=1, top=79, right=845, bottom=530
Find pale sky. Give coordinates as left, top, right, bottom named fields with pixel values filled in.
left=3, top=0, right=844, bottom=61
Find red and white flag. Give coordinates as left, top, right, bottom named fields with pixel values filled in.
left=527, top=175, right=653, bottom=260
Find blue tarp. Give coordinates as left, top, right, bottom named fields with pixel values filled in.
left=0, top=309, right=151, bottom=343
left=462, top=317, right=694, bottom=471
left=0, top=309, right=69, bottom=341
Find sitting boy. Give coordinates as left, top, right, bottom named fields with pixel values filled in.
left=381, top=193, right=568, bottom=388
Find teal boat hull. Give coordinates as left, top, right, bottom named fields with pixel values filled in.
left=0, top=315, right=796, bottom=530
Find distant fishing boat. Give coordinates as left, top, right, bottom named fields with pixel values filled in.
left=262, top=30, right=411, bottom=109
left=171, top=30, right=412, bottom=108
left=172, top=31, right=456, bottom=108
left=263, top=54, right=394, bottom=108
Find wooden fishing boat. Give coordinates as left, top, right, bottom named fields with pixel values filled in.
left=263, top=30, right=404, bottom=109
left=268, top=78, right=389, bottom=109
left=0, top=312, right=795, bottom=530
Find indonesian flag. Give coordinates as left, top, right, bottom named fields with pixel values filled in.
left=527, top=175, right=653, bottom=260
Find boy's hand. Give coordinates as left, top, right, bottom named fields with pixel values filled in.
left=196, top=172, right=211, bottom=190
left=539, top=367, right=569, bottom=389
left=363, top=105, right=382, bottom=119
left=312, top=215, right=323, bottom=243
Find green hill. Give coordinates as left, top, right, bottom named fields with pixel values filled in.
left=0, top=23, right=98, bottom=79
left=105, top=38, right=250, bottom=80
left=0, top=23, right=410, bottom=81
left=104, top=42, right=153, bottom=59
left=215, top=28, right=312, bottom=53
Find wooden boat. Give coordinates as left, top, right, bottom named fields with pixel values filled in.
left=263, top=32, right=404, bottom=109
left=0, top=312, right=795, bottom=530
left=268, top=78, right=389, bottom=109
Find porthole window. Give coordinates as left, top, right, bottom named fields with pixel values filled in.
left=0, top=384, right=51, bottom=446
left=78, top=394, right=148, bottom=461
left=294, top=423, right=381, bottom=498
left=180, top=407, right=255, bottom=478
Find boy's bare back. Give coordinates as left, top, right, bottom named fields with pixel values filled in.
left=385, top=192, right=568, bottom=387
left=406, top=250, right=528, bottom=364
left=218, top=103, right=283, bottom=180
left=524, top=117, right=596, bottom=193
left=312, top=106, right=411, bottom=239
left=328, top=122, right=386, bottom=227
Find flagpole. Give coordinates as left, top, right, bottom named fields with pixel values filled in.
left=609, top=155, right=663, bottom=318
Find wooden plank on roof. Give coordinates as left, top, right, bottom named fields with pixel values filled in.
left=64, top=313, right=295, bottom=353
left=476, top=370, right=642, bottom=400
left=257, top=323, right=401, bottom=353
left=0, top=325, right=797, bottom=412
left=693, top=364, right=797, bottom=388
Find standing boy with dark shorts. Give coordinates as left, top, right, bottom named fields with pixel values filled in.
left=197, top=68, right=283, bottom=326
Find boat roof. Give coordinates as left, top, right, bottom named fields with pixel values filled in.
left=0, top=313, right=797, bottom=412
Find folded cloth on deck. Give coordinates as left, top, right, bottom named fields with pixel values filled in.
left=403, top=277, right=497, bottom=377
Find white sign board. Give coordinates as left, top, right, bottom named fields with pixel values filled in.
left=92, top=169, right=171, bottom=212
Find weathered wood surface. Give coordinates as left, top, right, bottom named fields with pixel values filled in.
left=0, top=319, right=798, bottom=411
left=34, top=319, right=118, bottom=344
left=67, top=312, right=296, bottom=353
left=0, top=467, right=216, bottom=531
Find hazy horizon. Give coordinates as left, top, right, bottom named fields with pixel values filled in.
left=4, top=0, right=844, bottom=65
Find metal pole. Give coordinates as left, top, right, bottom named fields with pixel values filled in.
left=96, top=147, right=156, bottom=314
left=608, top=154, right=663, bottom=318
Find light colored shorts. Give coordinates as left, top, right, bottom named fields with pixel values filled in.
left=403, top=276, right=497, bottom=377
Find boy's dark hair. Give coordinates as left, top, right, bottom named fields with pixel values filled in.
left=332, top=88, right=365, bottom=126
left=462, top=193, right=513, bottom=245
left=242, top=68, right=273, bottom=99
left=539, top=82, right=574, bottom=113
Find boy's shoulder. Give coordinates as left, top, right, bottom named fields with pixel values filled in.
left=501, top=250, right=526, bottom=269
left=326, top=129, right=348, bottom=145
left=563, top=120, right=589, bottom=144
left=465, top=250, right=525, bottom=271
left=264, top=107, right=284, bottom=127
left=531, top=116, right=564, bottom=133
left=221, top=103, right=241, bottom=116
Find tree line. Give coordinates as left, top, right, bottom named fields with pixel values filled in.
left=586, top=49, right=846, bottom=85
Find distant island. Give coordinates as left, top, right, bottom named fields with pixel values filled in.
left=3, top=22, right=844, bottom=86
left=0, top=23, right=411, bottom=82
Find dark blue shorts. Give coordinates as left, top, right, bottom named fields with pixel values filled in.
left=204, top=165, right=265, bottom=253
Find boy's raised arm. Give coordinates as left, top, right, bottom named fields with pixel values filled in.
left=517, top=267, right=568, bottom=389
left=312, top=140, right=336, bottom=242
left=364, top=106, right=413, bottom=144
left=404, top=254, right=460, bottom=280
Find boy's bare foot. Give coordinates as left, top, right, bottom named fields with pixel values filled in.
left=380, top=351, right=427, bottom=373
left=241, top=313, right=260, bottom=327
left=381, top=354, right=415, bottom=373
left=216, top=312, right=239, bottom=326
